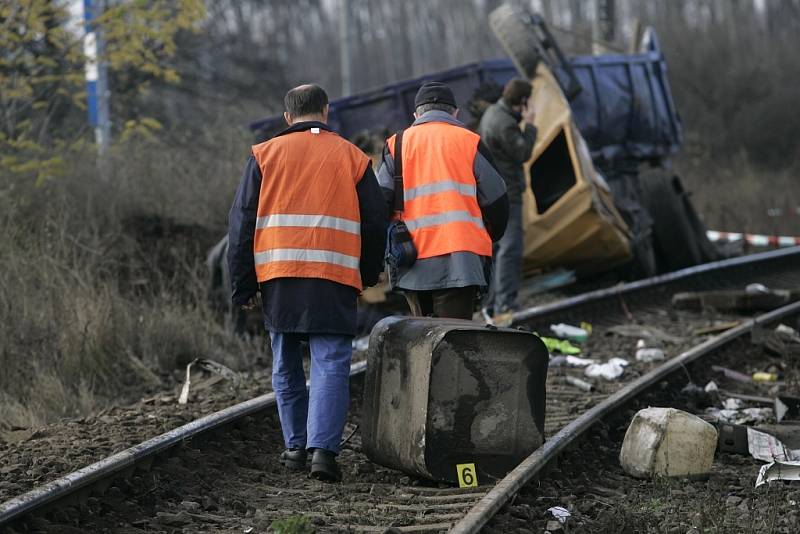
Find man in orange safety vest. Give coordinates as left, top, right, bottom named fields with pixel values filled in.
left=228, top=84, right=386, bottom=482
left=376, top=82, right=509, bottom=319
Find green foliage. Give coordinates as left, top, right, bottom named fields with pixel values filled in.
left=270, top=515, right=315, bottom=534
left=0, top=0, right=205, bottom=185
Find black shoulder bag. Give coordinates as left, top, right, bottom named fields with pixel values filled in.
left=384, top=130, right=417, bottom=287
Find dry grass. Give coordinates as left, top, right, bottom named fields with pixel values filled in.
left=0, top=127, right=266, bottom=428
left=678, top=150, right=800, bottom=237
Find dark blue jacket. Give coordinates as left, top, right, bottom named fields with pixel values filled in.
left=227, top=121, right=387, bottom=336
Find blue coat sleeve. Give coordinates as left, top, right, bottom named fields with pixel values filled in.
left=227, top=155, right=262, bottom=306
left=357, top=163, right=388, bottom=287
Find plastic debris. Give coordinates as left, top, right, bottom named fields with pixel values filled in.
left=752, top=371, right=778, bottom=382
left=580, top=321, right=593, bottom=334
left=585, top=357, right=629, bottom=380
left=635, top=339, right=666, bottom=363
left=564, top=375, right=594, bottom=392
left=620, top=408, right=718, bottom=479
left=757, top=460, right=800, bottom=487
left=705, top=406, right=773, bottom=425
left=775, top=323, right=800, bottom=342
left=712, top=365, right=752, bottom=383
left=704, top=380, right=719, bottom=392
left=723, top=398, right=745, bottom=410
left=565, top=355, right=596, bottom=366
left=550, top=323, right=589, bottom=342
left=745, top=283, right=769, bottom=295
left=549, top=354, right=599, bottom=367
left=547, top=506, right=571, bottom=523
left=540, top=336, right=582, bottom=355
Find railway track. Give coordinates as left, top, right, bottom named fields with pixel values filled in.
left=2, top=247, right=800, bottom=532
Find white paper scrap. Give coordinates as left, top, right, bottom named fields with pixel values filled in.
left=585, top=358, right=629, bottom=380
left=723, top=398, right=745, bottom=410
left=547, top=506, right=571, bottom=523
left=565, top=355, right=597, bottom=367
left=756, top=460, right=800, bottom=487
left=747, top=428, right=800, bottom=463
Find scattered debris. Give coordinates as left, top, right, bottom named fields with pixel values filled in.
left=179, top=359, right=240, bottom=405
left=546, top=505, right=571, bottom=524
left=635, top=339, right=666, bottom=362
left=565, top=355, right=596, bottom=366
left=541, top=336, right=582, bottom=355
left=705, top=381, right=719, bottom=392
left=711, top=365, right=752, bottom=383
left=692, top=321, right=740, bottom=336
left=756, top=459, right=800, bottom=487
left=606, top=324, right=683, bottom=345
left=564, top=375, right=594, bottom=392
left=775, top=395, right=800, bottom=422
left=549, top=354, right=598, bottom=367
left=620, top=408, right=718, bottom=479
left=752, top=371, right=778, bottom=382
left=745, top=283, right=769, bottom=295
left=585, top=358, right=629, bottom=380
left=550, top=323, right=589, bottom=342
left=705, top=406, right=773, bottom=425
left=722, top=398, right=745, bottom=410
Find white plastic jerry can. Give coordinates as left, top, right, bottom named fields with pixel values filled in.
left=620, top=407, right=718, bottom=479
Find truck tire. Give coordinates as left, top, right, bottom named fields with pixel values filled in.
left=640, top=170, right=705, bottom=273
left=489, top=3, right=542, bottom=78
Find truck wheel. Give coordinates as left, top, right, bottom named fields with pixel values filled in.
left=489, top=3, right=542, bottom=78
left=640, top=170, right=705, bottom=273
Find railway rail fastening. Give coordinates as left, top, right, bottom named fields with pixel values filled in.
left=3, top=246, right=800, bottom=532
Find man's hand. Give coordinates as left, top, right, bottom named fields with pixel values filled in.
left=240, top=293, right=261, bottom=311
left=522, top=103, right=536, bottom=126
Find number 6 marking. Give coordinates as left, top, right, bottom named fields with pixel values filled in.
left=456, top=463, right=478, bottom=488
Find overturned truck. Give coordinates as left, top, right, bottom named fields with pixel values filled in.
left=249, top=4, right=715, bottom=280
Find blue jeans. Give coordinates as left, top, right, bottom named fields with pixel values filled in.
left=269, top=332, right=353, bottom=454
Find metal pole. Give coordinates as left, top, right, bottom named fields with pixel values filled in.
left=339, top=0, right=352, bottom=96
left=83, top=0, right=110, bottom=152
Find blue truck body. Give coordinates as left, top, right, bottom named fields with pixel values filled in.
left=250, top=48, right=682, bottom=165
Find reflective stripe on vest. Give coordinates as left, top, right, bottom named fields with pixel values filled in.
left=251, top=129, right=369, bottom=290
left=404, top=180, right=477, bottom=201
left=388, top=122, right=492, bottom=259
left=256, top=214, right=361, bottom=235
left=403, top=210, right=485, bottom=232
left=254, top=248, right=360, bottom=270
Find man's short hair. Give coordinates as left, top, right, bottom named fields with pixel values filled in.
left=284, top=84, right=329, bottom=117
left=502, top=78, right=533, bottom=106
left=415, top=102, right=457, bottom=116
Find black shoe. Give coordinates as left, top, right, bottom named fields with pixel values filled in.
left=310, top=449, right=342, bottom=482
left=280, top=448, right=307, bottom=471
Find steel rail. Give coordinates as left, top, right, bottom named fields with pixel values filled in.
left=2, top=247, right=798, bottom=527
left=0, top=362, right=367, bottom=526
left=450, top=299, right=800, bottom=534
left=512, top=246, right=800, bottom=323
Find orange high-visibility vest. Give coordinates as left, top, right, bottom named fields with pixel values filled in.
left=387, top=122, right=492, bottom=259
left=251, top=128, right=370, bottom=290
